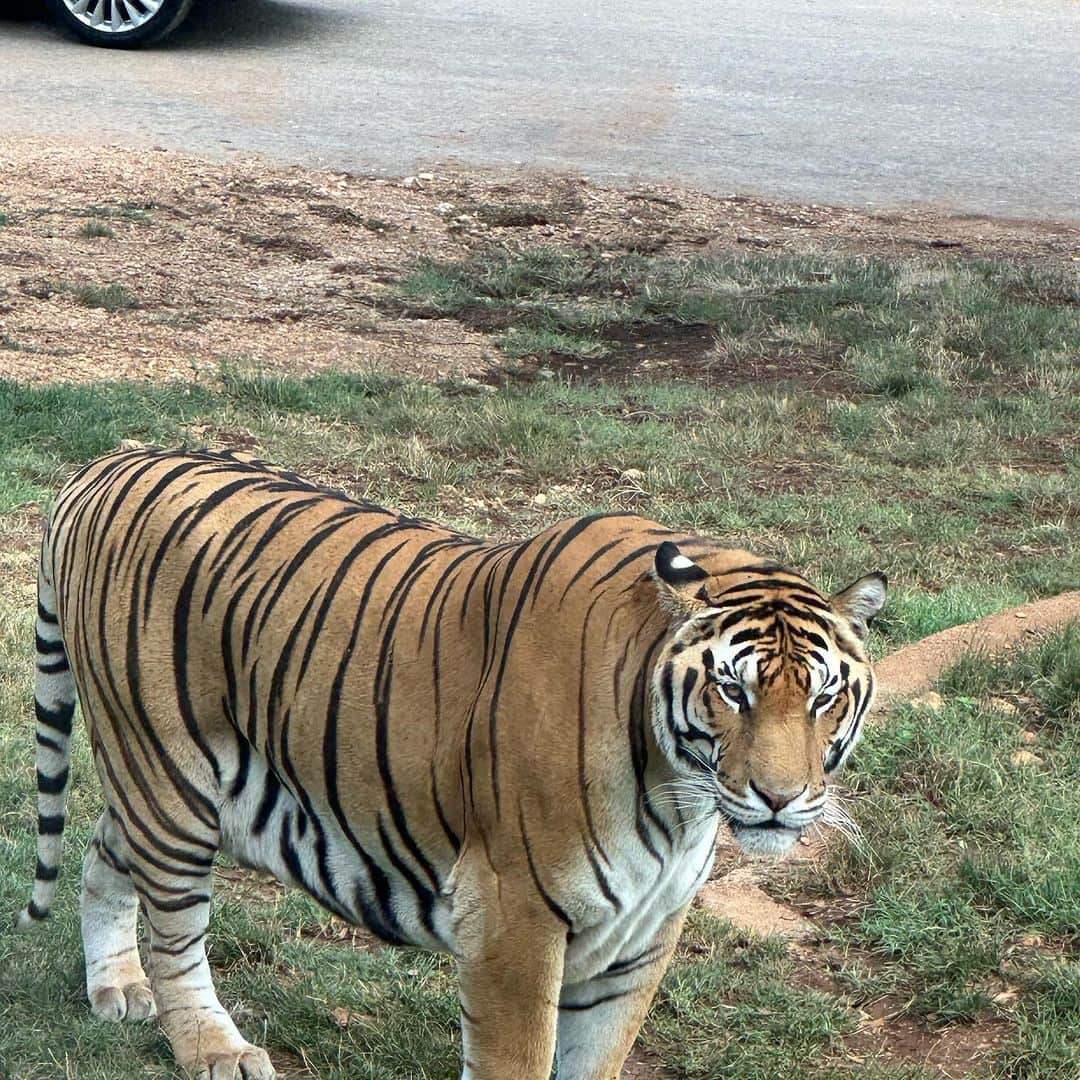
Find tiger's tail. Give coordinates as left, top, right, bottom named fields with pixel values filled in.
left=17, top=534, right=76, bottom=930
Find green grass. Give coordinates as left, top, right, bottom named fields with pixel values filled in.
left=391, top=248, right=1080, bottom=384
left=778, top=626, right=1080, bottom=1079
left=641, top=914, right=856, bottom=1077
left=1, top=361, right=1075, bottom=650
left=77, top=220, right=115, bottom=240
left=68, top=282, right=137, bottom=312
left=70, top=203, right=153, bottom=226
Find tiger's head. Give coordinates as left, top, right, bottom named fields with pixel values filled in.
left=650, top=541, right=886, bottom=858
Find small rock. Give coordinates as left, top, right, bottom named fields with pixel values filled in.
left=1009, top=750, right=1043, bottom=768
left=1020, top=729, right=1039, bottom=746
left=990, top=697, right=1019, bottom=716
left=911, top=691, right=944, bottom=712
left=621, top=468, right=645, bottom=481
left=532, top=493, right=548, bottom=506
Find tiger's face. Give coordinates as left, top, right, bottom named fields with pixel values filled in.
left=651, top=542, right=886, bottom=858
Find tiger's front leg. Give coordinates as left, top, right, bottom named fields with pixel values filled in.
left=555, top=909, right=687, bottom=1080
left=451, top=848, right=569, bottom=1080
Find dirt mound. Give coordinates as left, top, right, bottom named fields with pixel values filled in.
left=873, top=591, right=1080, bottom=708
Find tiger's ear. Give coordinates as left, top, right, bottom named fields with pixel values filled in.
left=653, top=542, right=710, bottom=619
left=831, top=572, right=888, bottom=641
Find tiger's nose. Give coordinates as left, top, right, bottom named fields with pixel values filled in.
left=749, top=780, right=801, bottom=813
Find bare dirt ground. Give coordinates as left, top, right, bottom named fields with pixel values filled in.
left=2, top=135, right=1079, bottom=387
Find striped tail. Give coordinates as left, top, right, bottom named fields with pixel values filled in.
left=17, top=545, right=76, bottom=930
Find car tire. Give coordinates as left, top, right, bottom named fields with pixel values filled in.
left=44, top=0, right=195, bottom=48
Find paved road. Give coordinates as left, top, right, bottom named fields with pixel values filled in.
left=2, top=0, right=1078, bottom=220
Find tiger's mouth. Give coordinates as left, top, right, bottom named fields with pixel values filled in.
left=726, top=819, right=802, bottom=859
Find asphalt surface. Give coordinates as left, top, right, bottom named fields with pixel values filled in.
left=2, top=0, right=1078, bottom=220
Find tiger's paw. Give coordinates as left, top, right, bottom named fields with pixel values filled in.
left=90, top=979, right=157, bottom=1022
left=192, top=1046, right=276, bottom=1080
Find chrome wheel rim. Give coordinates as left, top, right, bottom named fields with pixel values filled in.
left=61, top=0, right=165, bottom=34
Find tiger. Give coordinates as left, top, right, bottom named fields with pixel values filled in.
left=19, top=447, right=885, bottom=1080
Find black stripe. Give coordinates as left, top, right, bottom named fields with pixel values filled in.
left=485, top=532, right=562, bottom=813
left=201, top=498, right=295, bottom=615
left=125, top=551, right=220, bottom=834
left=560, top=989, right=634, bottom=1011
left=680, top=667, right=698, bottom=725
left=374, top=650, right=442, bottom=899
left=36, top=657, right=69, bottom=675
left=35, top=699, right=74, bottom=737
left=528, top=514, right=633, bottom=608
left=147, top=892, right=211, bottom=914
left=38, top=814, right=64, bottom=835
left=324, top=543, right=410, bottom=944
left=589, top=544, right=658, bottom=592
left=520, top=806, right=573, bottom=929
left=253, top=772, right=282, bottom=835
left=34, top=633, right=65, bottom=655
left=600, top=943, right=666, bottom=979
left=297, top=521, right=408, bottom=685
left=229, top=734, right=252, bottom=800
left=172, top=535, right=223, bottom=783
left=585, top=844, right=622, bottom=913
left=375, top=815, right=439, bottom=939
left=36, top=767, right=69, bottom=795
left=279, top=813, right=307, bottom=887
left=36, top=732, right=63, bottom=753
left=35, top=859, right=59, bottom=882
left=576, top=596, right=610, bottom=868
left=660, top=661, right=677, bottom=732
left=557, top=537, right=625, bottom=606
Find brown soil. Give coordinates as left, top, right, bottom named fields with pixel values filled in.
left=622, top=1049, right=676, bottom=1080
left=508, top=324, right=859, bottom=395
left=845, top=1005, right=1011, bottom=1078
left=3, top=134, right=1078, bottom=388
left=697, top=868, right=813, bottom=940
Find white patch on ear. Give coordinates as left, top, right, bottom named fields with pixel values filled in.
left=832, top=572, right=888, bottom=641
left=669, top=554, right=695, bottom=570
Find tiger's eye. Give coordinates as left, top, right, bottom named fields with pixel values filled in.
left=720, top=682, right=747, bottom=707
